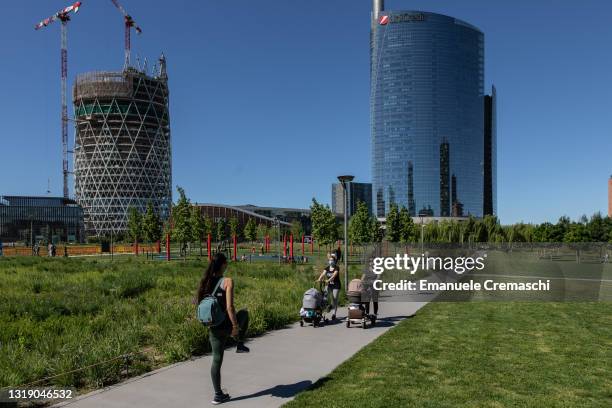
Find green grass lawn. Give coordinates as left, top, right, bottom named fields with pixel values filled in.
left=286, top=301, right=612, bottom=408
left=0, top=256, right=321, bottom=391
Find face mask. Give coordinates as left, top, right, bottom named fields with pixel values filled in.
left=328, top=260, right=335, bottom=266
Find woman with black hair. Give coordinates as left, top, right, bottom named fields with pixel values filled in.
left=196, top=253, right=250, bottom=405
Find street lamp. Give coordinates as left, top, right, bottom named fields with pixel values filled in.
left=420, top=216, right=425, bottom=253
left=337, top=175, right=354, bottom=292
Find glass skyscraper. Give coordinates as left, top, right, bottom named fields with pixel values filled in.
left=371, top=2, right=496, bottom=217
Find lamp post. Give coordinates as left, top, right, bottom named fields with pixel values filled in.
left=337, top=175, right=354, bottom=292
left=420, top=216, right=425, bottom=253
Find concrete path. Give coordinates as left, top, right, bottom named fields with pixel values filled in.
left=54, top=300, right=427, bottom=408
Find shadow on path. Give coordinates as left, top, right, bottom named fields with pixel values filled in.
left=230, top=380, right=313, bottom=402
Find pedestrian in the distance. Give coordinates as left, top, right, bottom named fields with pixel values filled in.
left=195, top=253, right=250, bottom=405
left=334, top=245, right=342, bottom=263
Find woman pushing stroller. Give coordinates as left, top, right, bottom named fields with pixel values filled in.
left=317, top=253, right=341, bottom=320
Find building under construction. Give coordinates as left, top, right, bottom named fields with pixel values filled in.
left=73, top=55, right=171, bottom=237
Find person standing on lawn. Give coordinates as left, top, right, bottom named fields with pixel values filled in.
left=195, top=253, right=250, bottom=405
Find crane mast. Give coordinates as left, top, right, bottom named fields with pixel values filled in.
left=35, top=1, right=83, bottom=199
left=109, top=0, right=142, bottom=68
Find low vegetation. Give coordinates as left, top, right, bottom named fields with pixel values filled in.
left=0, top=256, right=316, bottom=391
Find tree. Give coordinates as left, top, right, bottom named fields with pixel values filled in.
left=290, top=220, right=304, bottom=239
left=385, top=203, right=401, bottom=242
left=349, top=201, right=372, bottom=244
left=190, top=206, right=205, bottom=255
left=257, top=223, right=268, bottom=242
left=142, top=202, right=162, bottom=243
left=162, top=220, right=172, bottom=241
left=204, top=216, right=214, bottom=237
left=370, top=216, right=383, bottom=243
left=549, top=216, right=570, bottom=242
left=216, top=218, right=227, bottom=242
left=127, top=206, right=143, bottom=244
left=532, top=222, right=553, bottom=242
left=587, top=213, right=606, bottom=242
left=398, top=206, right=416, bottom=243
left=563, top=223, right=590, bottom=243
left=473, top=222, right=488, bottom=243
left=310, top=198, right=339, bottom=246
left=244, top=218, right=258, bottom=242
left=172, top=187, right=192, bottom=256
left=228, top=217, right=240, bottom=239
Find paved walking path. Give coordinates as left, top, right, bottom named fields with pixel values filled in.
left=54, top=300, right=427, bottom=408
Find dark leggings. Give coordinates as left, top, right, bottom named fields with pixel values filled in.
left=364, top=302, right=379, bottom=315
left=209, top=309, right=249, bottom=394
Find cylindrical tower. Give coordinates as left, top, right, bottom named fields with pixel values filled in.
left=371, top=11, right=485, bottom=217
left=73, top=57, right=172, bottom=237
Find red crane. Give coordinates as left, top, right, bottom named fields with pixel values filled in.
left=109, top=0, right=142, bottom=68
left=35, top=1, right=83, bottom=199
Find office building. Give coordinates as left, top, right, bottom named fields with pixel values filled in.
left=332, top=182, right=373, bottom=217
left=371, top=1, right=496, bottom=217
left=0, top=196, right=85, bottom=243
left=484, top=88, right=497, bottom=215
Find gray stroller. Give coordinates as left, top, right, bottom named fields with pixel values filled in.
left=299, top=283, right=329, bottom=327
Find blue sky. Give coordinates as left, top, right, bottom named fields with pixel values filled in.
left=1, top=0, right=610, bottom=224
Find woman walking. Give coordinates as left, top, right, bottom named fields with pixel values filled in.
left=195, top=253, right=250, bottom=405
left=318, top=254, right=341, bottom=320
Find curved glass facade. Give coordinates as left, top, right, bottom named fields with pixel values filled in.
left=371, top=11, right=486, bottom=217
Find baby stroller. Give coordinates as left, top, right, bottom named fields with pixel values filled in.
left=300, top=282, right=329, bottom=327
left=346, top=279, right=375, bottom=329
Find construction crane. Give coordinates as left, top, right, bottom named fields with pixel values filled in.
left=109, top=0, right=142, bottom=68
left=35, top=1, right=83, bottom=199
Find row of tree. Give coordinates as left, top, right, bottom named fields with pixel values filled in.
left=310, top=199, right=612, bottom=244
left=127, top=188, right=309, bottom=250
left=128, top=189, right=612, bottom=247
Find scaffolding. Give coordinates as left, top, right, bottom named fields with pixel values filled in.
left=72, top=55, right=171, bottom=237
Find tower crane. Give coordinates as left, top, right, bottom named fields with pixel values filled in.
left=109, top=0, right=142, bottom=68
left=35, top=1, right=83, bottom=199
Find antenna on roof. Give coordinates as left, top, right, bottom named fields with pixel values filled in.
left=373, top=0, right=384, bottom=20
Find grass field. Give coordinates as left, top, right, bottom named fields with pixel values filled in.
left=286, top=301, right=612, bottom=408
left=0, top=256, right=328, bottom=391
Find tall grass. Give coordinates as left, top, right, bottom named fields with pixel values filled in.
left=0, top=257, right=318, bottom=391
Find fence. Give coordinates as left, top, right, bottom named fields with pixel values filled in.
left=0, top=243, right=160, bottom=257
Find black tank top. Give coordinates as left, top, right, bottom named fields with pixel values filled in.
left=325, top=266, right=341, bottom=288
